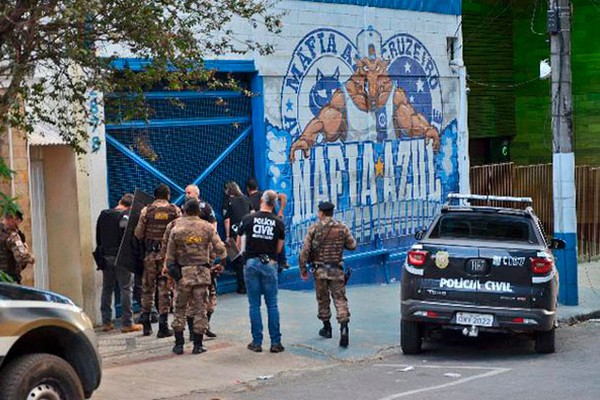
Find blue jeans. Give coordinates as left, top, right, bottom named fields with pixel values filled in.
left=244, top=257, right=281, bottom=346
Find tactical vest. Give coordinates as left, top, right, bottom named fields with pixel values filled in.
left=143, top=204, right=179, bottom=241
left=0, top=226, right=17, bottom=275
left=312, top=220, right=347, bottom=265
left=175, top=219, right=213, bottom=267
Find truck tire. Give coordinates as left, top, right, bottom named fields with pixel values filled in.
left=0, top=353, right=84, bottom=400
left=534, top=328, right=556, bottom=354
left=401, top=319, right=422, bottom=355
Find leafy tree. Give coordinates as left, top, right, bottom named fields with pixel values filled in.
left=0, top=0, right=281, bottom=212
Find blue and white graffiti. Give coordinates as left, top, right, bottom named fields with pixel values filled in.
left=267, top=26, right=459, bottom=258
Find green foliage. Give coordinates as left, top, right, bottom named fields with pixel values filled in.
left=0, top=0, right=282, bottom=216
left=0, top=270, right=15, bottom=283
left=0, top=0, right=282, bottom=153
left=0, top=157, right=20, bottom=218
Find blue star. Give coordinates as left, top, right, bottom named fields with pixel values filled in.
left=286, top=99, right=293, bottom=112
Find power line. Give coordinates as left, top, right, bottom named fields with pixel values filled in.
left=466, top=75, right=541, bottom=88
left=530, top=0, right=546, bottom=35
left=458, top=0, right=516, bottom=52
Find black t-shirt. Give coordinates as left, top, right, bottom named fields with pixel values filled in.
left=223, top=195, right=252, bottom=235
left=96, top=208, right=128, bottom=256
left=199, top=200, right=216, bottom=224
left=238, top=211, right=285, bottom=259
left=248, top=191, right=262, bottom=212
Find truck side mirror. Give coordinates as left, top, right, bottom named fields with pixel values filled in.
left=550, top=238, right=566, bottom=250
left=414, top=230, right=425, bottom=241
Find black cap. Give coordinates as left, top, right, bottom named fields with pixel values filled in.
left=318, top=201, right=335, bottom=212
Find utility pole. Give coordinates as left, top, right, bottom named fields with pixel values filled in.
left=548, top=0, right=578, bottom=305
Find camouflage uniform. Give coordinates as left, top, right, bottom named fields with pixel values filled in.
left=134, top=200, right=181, bottom=315
left=162, top=211, right=218, bottom=333
left=299, top=218, right=357, bottom=323
left=166, top=216, right=226, bottom=335
left=0, top=223, right=34, bottom=284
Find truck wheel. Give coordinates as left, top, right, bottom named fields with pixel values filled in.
left=401, top=319, right=423, bottom=354
left=0, top=353, right=84, bottom=400
left=534, top=328, right=556, bottom=354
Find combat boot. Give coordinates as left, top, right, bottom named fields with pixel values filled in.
left=187, top=317, right=195, bottom=341
left=139, top=312, right=152, bottom=336
left=157, top=313, right=173, bottom=338
left=172, top=331, right=184, bottom=355
left=340, top=322, right=349, bottom=348
left=205, top=312, right=217, bottom=338
left=192, top=334, right=206, bottom=354
left=319, top=320, right=332, bottom=339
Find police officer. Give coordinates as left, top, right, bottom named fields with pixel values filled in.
left=163, top=198, right=227, bottom=355
left=0, top=209, right=34, bottom=283
left=237, top=190, right=286, bottom=353
left=161, top=184, right=219, bottom=340
left=299, top=201, right=357, bottom=348
left=134, top=184, right=181, bottom=337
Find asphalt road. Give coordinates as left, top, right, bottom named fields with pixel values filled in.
left=182, top=320, right=600, bottom=400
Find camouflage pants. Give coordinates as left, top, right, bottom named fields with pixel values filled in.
left=314, top=268, right=350, bottom=323
left=184, top=280, right=217, bottom=317
left=172, top=266, right=210, bottom=334
left=141, top=254, right=170, bottom=314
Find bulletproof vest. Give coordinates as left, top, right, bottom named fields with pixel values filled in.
left=175, top=218, right=212, bottom=266
left=0, top=226, right=17, bottom=275
left=144, top=204, right=179, bottom=241
left=312, top=220, right=347, bottom=265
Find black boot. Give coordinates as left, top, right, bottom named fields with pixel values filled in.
left=157, top=314, right=173, bottom=338
left=172, top=331, right=184, bottom=355
left=340, top=322, right=349, bottom=348
left=187, top=317, right=195, bottom=341
left=140, top=312, right=152, bottom=336
left=192, top=334, right=206, bottom=354
left=205, top=312, right=216, bottom=338
left=319, top=320, right=332, bottom=339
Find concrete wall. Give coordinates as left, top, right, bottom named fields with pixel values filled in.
left=41, top=146, right=83, bottom=302
left=0, top=126, right=33, bottom=285
left=253, top=1, right=465, bottom=283
left=38, top=145, right=97, bottom=318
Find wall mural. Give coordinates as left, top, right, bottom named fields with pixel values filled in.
left=265, top=26, right=460, bottom=261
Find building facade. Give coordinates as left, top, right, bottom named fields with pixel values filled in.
left=7, top=0, right=468, bottom=321
left=464, top=0, right=599, bottom=166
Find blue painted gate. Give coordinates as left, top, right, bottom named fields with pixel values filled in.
left=105, top=62, right=258, bottom=294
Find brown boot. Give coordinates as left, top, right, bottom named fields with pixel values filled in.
left=121, top=324, right=143, bottom=333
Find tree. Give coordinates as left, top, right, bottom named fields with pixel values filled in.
left=0, top=0, right=281, bottom=211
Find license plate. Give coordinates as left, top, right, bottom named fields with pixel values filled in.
left=456, top=312, right=494, bottom=327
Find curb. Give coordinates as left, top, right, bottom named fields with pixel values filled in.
left=558, top=309, right=600, bottom=325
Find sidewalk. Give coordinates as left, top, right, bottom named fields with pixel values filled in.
left=93, top=262, right=600, bottom=399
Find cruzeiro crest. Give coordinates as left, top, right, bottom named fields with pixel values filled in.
left=281, top=26, right=444, bottom=161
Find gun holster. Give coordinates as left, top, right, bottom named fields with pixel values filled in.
left=167, top=262, right=182, bottom=282
left=344, top=267, right=352, bottom=285
left=145, top=240, right=161, bottom=254
left=258, top=254, right=271, bottom=264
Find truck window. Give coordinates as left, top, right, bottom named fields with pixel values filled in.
left=428, top=213, right=539, bottom=244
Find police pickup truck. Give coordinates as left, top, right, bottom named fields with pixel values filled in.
left=401, top=194, right=564, bottom=355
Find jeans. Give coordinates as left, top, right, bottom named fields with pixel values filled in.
left=101, top=256, right=135, bottom=327
left=244, top=257, right=281, bottom=346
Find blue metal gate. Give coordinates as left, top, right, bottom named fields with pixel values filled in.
left=105, top=61, right=257, bottom=293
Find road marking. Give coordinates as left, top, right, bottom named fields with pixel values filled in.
left=374, top=364, right=511, bottom=400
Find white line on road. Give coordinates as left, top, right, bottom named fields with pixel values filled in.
left=374, top=364, right=511, bottom=400
left=375, top=364, right=506, bottom=371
